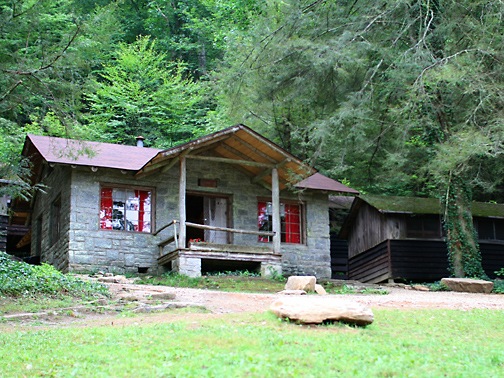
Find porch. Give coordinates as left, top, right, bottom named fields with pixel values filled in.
left=155, top=220, right=282, bottom=278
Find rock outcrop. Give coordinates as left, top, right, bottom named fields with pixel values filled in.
left=270, top=296, right=374, bottom=326
left=441, top=278, right=494, bottom=294
left=284, top=276, right=316, bottom=292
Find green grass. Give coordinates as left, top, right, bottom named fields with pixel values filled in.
left=137, top=272, right=390, bottom=294
left=0, top=296, right=77, bottom=315
left=137, top=272, right=287, bottom=293
left=0, top=309, right=502, bottom=377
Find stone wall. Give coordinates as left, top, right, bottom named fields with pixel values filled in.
left=67, top=167, right=165, bottom=274
left=32, top=165, right=72, bottom=272
left=34, top=158, right=332, bottom=278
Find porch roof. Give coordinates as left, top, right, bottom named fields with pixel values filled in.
left=137, top=124, right=355, bottom=193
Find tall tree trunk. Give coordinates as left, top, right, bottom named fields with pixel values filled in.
left=442, top=174, right=485, bottom=278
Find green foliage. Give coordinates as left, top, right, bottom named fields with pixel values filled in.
left=85, top=36, right=206, bottom=148
left=493, top=280, right=504, bottom=294
left=426, top=281, right=450, bottom=292
left=442, top=177, right=485, bottom=278
left=0, top=252, right=108, bottom=299
left=211, top=0, right=504, bottom=200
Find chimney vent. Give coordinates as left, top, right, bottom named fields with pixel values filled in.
left=136, top=136, right=145, bottom=148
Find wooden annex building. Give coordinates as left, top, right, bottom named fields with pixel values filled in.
left=338, top=196, right=504, bottom=283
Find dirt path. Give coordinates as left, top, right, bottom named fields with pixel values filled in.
left=108, top=282, right=504, bottom=312
left=2, top=282, right=503, bottom=329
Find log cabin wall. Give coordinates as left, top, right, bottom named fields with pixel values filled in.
left=347, top=203, right=407, bottom=258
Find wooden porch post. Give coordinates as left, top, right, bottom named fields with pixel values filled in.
left=272, top=168, right=281, bottom=254
left=179, top=156, right=187, bottom=248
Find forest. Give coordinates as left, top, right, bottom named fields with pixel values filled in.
left=1, top=1, right=503, bottom=276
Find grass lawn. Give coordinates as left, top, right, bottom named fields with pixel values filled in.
left=1, top=309, right=503, bottom=377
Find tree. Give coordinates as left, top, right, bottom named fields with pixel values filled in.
left=85, top=36, right=206, bottom=148
left=212, top=0, right=504, bottom=277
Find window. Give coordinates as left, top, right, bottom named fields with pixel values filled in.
left=406, top=215, right=442, bottom=238
left=50, top=195, right=61, bottom=245
left=475, top=218, right=504, bottom=241
left=100, top=187, right=152, bottom=233
left=258, top=201, right=302, bottom=244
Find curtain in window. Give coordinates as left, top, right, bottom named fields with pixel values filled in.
left=284, top=204, right=301, bottom=243
left=100, top=188, right=113, bottom=229
left=257, top=201, right=301, bottom=244
left=257, top=201, right=271, bottom=242
left=135, top=190, right=150, bottom=232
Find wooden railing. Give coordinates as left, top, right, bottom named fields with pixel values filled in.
left=185, top=222, right=275, bottom=237
left=155, top=220, right=276, bottom=257
left=155, top=220, right=179, bottom=256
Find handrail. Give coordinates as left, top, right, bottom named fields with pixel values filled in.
left=157, top=220, right=274, bottom=258
left=185, top=221, right=275, bottom=237
left=155, top=220, right=179, bottom=255
left=154, top=219, right=177, bottom=236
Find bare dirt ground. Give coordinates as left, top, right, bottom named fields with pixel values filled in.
left=107, top=281, right=504, bottom=312
left=2, top=281, right=503, bottom=328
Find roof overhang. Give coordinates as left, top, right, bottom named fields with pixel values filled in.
left=136, top=124, right=316, bottom=190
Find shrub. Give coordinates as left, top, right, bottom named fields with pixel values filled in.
left=0, top=252, right=108, bottom=298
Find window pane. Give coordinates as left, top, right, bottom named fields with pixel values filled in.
left=258, top=201, right=272, bottom=242
left=100, top=188, right=113, bottom=229
left=477, top=219, right=494, bottom=240
left=258, top=201, right=302, bottom=244
left=284, top=203, right=300, bottom=243
left=495, top=220, right=504, bottom=240
left=101, top=187, right=151, bottom=233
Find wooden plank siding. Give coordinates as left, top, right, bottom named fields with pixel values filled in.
left=330, top=233, right=348, bottom=279
left=348, top=240, right=390, bottom=283
left=348, top=239, right=504, bottom=283
left=0, top=215, right=7, bottom=253
left=481, top=242, right=504, bottom=279
left=389, top=240, right=449, bottom=281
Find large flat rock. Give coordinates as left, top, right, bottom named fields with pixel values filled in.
left=284, top=276, right=316, bottom=292
left=441, top=278, right=494, bottom=294
left=270, top=296, right=374, bottom=326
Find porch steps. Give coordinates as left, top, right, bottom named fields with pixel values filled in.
left=157, top=242, right=281, bottom=267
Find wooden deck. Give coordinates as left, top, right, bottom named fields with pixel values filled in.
left=157, top=242, right=282, bottom=267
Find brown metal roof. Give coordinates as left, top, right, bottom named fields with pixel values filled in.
left=23, top=126, right=359, bottom=194
left=295, top=173, right=359, bottom=194
left=25, top=134, right=161, bottom=171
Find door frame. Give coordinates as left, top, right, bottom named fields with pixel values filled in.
left=186, top=191, right=233, bottom=244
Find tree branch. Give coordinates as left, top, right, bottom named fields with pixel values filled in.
left=4, top=24, right=81, bottom=76
left=0, top=80, right=23, bottom=102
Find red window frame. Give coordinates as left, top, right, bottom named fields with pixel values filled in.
left=100, top=186, right=152, bottom=233
left=258, top=201, right=303, bottom=244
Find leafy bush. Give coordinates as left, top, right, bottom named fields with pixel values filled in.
left=0, top=252, right=108, bottom=298
left=494, top=268, right=504, bottom=278
left=492, top=280, right=504, bottom=294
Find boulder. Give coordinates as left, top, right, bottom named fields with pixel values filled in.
left=315, top=284, right=327, bottom=295
left=270, top=296, right=374, bottom=326
left=285, top=276, right=316, bottom=292
left=278, top=290, right=307, bottom=295
left=441, top=278, right=494, bottom=294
